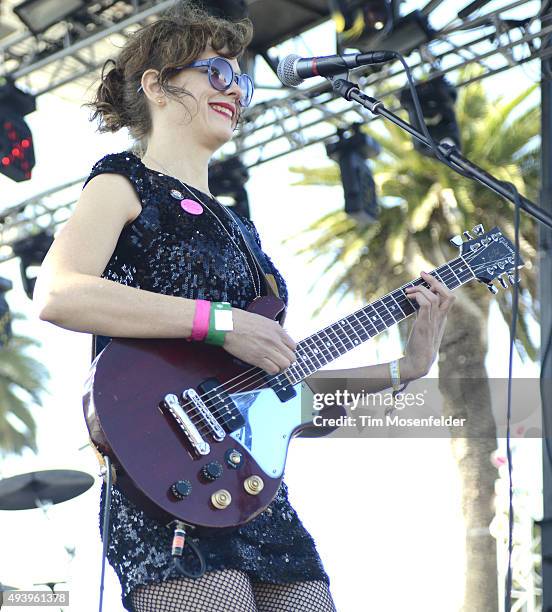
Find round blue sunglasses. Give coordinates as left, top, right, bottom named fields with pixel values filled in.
left=137, top=57, right=254, bottom=107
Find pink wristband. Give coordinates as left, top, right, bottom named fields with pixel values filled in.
left=188, top=299, right=211, bottom=342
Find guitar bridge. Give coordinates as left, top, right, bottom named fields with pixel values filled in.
left=162, top=393, right=210, bottom=456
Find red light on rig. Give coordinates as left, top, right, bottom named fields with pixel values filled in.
left=0, top=81, right=36, bottom=181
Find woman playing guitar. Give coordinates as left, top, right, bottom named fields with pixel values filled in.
left=32, top=1, right=455, bottom=610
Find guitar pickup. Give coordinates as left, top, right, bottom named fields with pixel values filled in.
left=197, top=378, right=245, bottom=433
left=267, top=373, right=297, bottom=402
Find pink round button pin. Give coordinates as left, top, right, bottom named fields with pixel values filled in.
left=180, top=199, right=204, bottom=215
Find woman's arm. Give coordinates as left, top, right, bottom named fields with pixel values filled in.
left=33, top=172, right=197, bottom=339
left=303, top=271, right=456, bottom=396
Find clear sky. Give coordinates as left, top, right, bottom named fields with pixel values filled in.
left=0, top=2, right=544, bottom=611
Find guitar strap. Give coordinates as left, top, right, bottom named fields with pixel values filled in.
left=223, top=207, right=280, bottom=300
left=91, top=210, right=280, bottom=364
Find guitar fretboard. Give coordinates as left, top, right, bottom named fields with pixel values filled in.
left=283, top=257, right=474, bottom=384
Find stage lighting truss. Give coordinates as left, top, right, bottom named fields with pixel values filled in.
left=0, top=0, right=549, bottom=255
left=325, top=123, right=381, bottom=223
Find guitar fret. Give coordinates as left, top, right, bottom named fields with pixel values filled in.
left=321, top=329, right=341, bottom=357
left=309, top=332, right=334, bottom=364
left=355, top=310, right=379, bottom=336
left=376, top=298, right=396, bottom=326
left=381, top=295, right=402, bottom=323
left=443, top=263, right=462, bottom=287
left=390, top=291, right=413, bottom=317
left=296, top=346, right=317, bottom=376
left=325, top=327, right=348, bottom=356
left=453, top=257, right=474, bottom=283
left=302, top=336, right=324, bottom=369
left=351, top=312, right=374, bottom=340
left=284, top=253, right=485, bottom=385
left=309, top=334, right=333, bottom=365
left=339, top=318, right=363, bottom=348
left=363, top=304, right=387, bottom=333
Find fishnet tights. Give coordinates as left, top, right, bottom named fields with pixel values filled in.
left=130, top=568, right=337, bottom=612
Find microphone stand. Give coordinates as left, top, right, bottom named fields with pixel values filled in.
left=328, top=75, right=552, bottom=230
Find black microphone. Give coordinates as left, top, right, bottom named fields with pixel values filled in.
left=277, top=51, right=396, bottom=87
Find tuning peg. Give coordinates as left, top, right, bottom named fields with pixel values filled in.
left=450, top=235, right=463, bottom=247
left=463, top=231, right=473, bottom=240
left=472, top=224, right=485, bottom=236
left=487, top=283, right=499, bottom=295
left=498, top=276, right=508, bottom=289
left=507, top=273, right=521, bottom=286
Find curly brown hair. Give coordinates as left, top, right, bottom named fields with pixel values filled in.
left=86, top=0, right=253, bottom=144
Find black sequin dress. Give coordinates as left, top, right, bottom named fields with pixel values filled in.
left=83, top=152, right=331, bottom=611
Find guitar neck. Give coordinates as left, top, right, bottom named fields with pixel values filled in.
left=285, top=256, right=475, bottom=384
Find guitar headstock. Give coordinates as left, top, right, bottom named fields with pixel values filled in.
left=450, top=225, right=524, bottom=293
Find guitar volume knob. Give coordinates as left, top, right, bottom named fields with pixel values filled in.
left=211, top=489, right=232, bottom=509
left=201, top=461, right=223, bottom=482
left=225, top=448, right=244, bottom=469
left=243, top=475, right=264, bottom=495
left=171, top=479, right=192, bottom=500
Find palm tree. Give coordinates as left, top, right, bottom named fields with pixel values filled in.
left=289, top=72, right=539, bottom=612
left=0, top=312, right=50, bottom=456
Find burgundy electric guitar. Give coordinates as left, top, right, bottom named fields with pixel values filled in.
left=83, top=225, right=522, bottom=531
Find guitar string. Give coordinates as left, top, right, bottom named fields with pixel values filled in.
left=177, top=260, right=479, bottom=431
left=198, top=259, right=472, bottom=397
left=192, top=260, right=471, bottom=408
left=187, top=265, right=473, bottom=434
left=190, top=246, right=488, bottom=410
left=192, top=255, right=486, bottom=415
left=166, top=242, right=508, bottom=431
left=190, top=242, right=514, bottom=429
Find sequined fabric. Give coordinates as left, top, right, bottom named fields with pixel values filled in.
left=84, top=152, right=330, bottom=611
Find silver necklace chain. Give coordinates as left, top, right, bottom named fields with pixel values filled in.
left=142, top=154, right=262, bottom=297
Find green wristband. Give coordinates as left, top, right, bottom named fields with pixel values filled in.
left=205, top=302, right=233, bottom=346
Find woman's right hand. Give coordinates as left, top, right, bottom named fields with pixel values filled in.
left=222, top=308, right=297, bottom=375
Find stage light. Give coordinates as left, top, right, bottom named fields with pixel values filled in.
left=329, top=1, right=394, bottom=45
left=200, top=0, right=248, bottom=20
left=325, top=123, right=381, bottom=223
left=13, top=0, right=87, bottom=34
left=0, top=79, right=36, bottom=182
left=375, top=10, right=434, bottom=56
left=11, top=232, right=54, bottom=300
left=209, top=157, right=251, bottom=219
left=399, top=74, right=461, bottom=156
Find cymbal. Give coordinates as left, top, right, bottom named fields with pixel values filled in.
left=0, top=584, right=19, bottom=592
left=0, top=469, right=95, bottom=510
